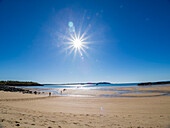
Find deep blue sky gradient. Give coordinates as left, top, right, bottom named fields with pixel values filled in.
left=0, top=0, right=170, bottom=83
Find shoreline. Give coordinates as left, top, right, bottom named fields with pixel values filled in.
left=1, top=84, right=170, bottom=98
left=0, top=90, right=170, bottom=128
left=24, top=85, right=170, bottom=98
left=0, top=86, right=170, bottom=127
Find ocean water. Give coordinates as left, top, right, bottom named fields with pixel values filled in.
left=22, top=83, right=138, bottom=89
left=19, top=83, right=170, bottom=97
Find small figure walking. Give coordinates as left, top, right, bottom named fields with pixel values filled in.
left=34, top=91, right=37, bottom=95
left=49, top=92, right=51, bottom=96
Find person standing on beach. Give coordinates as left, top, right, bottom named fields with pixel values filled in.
left=49, top=92, right=51, bottom=96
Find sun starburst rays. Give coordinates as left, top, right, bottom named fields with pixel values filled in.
left=65, top=29, right=90, bottom=58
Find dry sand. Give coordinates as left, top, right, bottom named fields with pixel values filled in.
left=0, top=86, right=170, bottom=128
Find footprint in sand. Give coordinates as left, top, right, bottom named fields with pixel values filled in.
left=73, top=122, right=80, bottom=125
left=85, top=124, right=90, bottom=127
left=51, top=120, right=55, bottom=123
left=15, top=121, right=20, bottom=123
left=16, top=124, right=20, bottom=126
left=1, top=119, right=5, bottom=122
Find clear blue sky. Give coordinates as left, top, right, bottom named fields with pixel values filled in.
left=0, top=0, right=170, bottom=83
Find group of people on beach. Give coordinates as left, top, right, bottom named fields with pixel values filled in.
left=48, top=88, right=66, bottom=96
left=31, top=88, right=67, bottom=97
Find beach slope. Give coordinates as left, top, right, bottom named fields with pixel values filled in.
left=0, top=87, right=170, bottom=128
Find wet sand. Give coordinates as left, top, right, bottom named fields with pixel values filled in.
left=108, top=85, right=170, bottom=92
left=58, top=86, right=170, bottom=97
left=58, top=88, right=119, bottom=96
left=0, top=86, right=170, bottom=128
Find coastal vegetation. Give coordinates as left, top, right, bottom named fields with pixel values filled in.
left=138, top=81, right=170, bottom=86
left=0, top=81, right=42, bottom=86
left=0, top=81, right=43, bottom=94
left=95, top=82, right=111, bottom=85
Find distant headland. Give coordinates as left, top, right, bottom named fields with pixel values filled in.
left=138, top=81, right=170, bottom=86
left=44, top=82, right=111, bottom=86
left=1, top=80, right=170, bottom=87
left=0, top=81, right=42, bottom=86
left=0, top=81, right=111, bottom=87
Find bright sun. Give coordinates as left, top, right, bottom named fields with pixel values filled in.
left=65, top=30, right=89, bottom=57
left=73, top=39, right=82, bottom=49
left=64, top=21, right=91, bottom=57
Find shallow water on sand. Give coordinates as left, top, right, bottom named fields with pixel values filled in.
left=19, top=84, right=170, bottom=97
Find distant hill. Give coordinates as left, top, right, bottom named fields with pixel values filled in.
left=95, top=82, right=111, bottom=85
left=44, top=82, right=111, bottom=85
left=138, top=81, right=170, bottom=86
left=0, top=81, right=42, bottom=86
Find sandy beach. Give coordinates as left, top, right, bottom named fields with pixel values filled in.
left=1, top=0, right=170, bottom=127
left=0, top=86, right=170, bottom=128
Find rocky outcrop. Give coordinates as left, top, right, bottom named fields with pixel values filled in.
left=0, top=85, right=33, bottom=94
